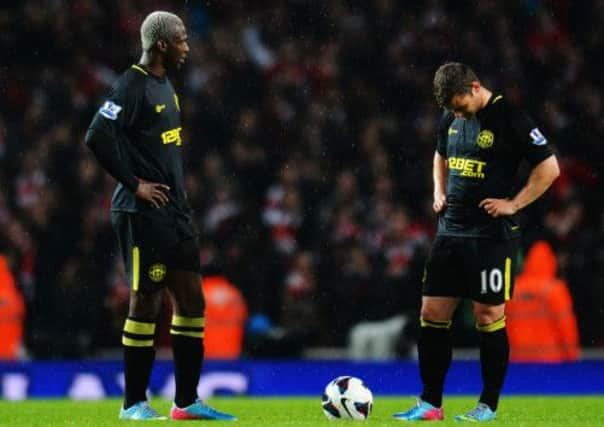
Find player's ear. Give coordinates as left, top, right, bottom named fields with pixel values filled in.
left=471, top=81, right=481, bottom=94
left=157, top=39, right=168, bottom=53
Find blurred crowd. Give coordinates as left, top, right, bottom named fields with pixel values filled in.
left=0, top=0, right=603, bottom=359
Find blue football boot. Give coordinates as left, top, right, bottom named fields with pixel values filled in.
left=119, top=401, right=167, bottom=420
left=454, top=403, right=496, bottom=422
left=170, top=398, right=237, bottom=421
left=393, top=398, right=444, bottom=421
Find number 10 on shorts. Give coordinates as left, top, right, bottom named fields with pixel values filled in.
left=481, top=269, right=502, bottom=294
left=480, top=257, right=512, bottom=297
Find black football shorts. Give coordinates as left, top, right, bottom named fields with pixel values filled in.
left=112, top=209, right=201, bottom=293
left=422, top=235, right=519, bottom=304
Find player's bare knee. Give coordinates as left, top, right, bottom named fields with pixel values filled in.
left=129, top=291, right=162, bottom=320
left=473, top=305, right=505, bottom=326
left=421, top=297, right=458, bottom=322
left=173, top=300, right=204, bottom=318
left=420, top=306, right=450, bottom=323
left=166, top=270, right=204, bottom=315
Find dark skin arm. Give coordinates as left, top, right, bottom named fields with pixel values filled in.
left=85, top=130, right=170, bottom=208
left=135, top=178, right=170, bottom=208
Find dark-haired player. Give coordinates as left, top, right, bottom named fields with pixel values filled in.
left=85, top=11, right=236, bottom=421
left=393, top=62, right=559, bottom=422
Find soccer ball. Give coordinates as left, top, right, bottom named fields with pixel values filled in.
left=321, top=376, right=373, bottom=420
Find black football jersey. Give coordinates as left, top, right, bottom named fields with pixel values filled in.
left=87, top=65, right=190, bottom=217
left=435, top=94, right=554, bottom=239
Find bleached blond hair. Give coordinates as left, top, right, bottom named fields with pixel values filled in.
left=140, top=11, right=183, bottom=51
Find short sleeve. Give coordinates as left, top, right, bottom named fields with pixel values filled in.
left=88, top=77, right=144, bottom=139
left=436, top=112, right=454, bottom=157
left=508, top=107, right=554, bottom=166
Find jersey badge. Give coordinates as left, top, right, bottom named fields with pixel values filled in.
left=148, top=263, right=167, bottom=282
left=476, top=129, right=494, bottom=149
left=99, top=101, right=122, bottom=120
left=155, top=104, right=166, bottom=113
left=529, top=128, right=547, bottom=145
left=448, top=127, right=458, bottom=135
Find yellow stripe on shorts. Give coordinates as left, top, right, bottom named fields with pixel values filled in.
left=132, top=246, right=140, bottom=291
left=504, top=257, right=511, bottom=300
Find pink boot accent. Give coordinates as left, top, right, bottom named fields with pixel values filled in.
left=423, top=407, right=445, bottom=420
left=170, top=406, right=200, bottom=420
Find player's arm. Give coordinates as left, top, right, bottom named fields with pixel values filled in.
left=85, top=82, right=169, bottom=208
left=509, top=154, right=559, bottom=212
left=480, top=107, right=559, bottom=218
left=433, top=151, right=448, bottom=213
left=480, top=155, right=559, bottom=217
left=433, top=112, right=452, bottom=213
left=85, top=130, right=170, bottom=208
left=85, top=128, right=139, bottom=193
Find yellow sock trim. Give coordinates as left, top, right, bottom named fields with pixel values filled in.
left=476, top=316, right=506, bottom=332
left=420, top=317, right=452, bottom=329
left=170, top=329, right=204, bottom=338
left=124, top=319, right=155, bottom=335
left=171, top=315, right=205, bottom=328
left=122, top=336, right=154, bottom=347
left=170, top=315, right=204, bottom=338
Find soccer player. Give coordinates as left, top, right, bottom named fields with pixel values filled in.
left=393, top=62, right=560, bottom=422
left=85, top=11, right=236, bottom=421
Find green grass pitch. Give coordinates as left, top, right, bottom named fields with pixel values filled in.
left=1, top=396, right=603, bottom=426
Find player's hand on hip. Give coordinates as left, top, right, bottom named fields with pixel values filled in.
left=433, top=192, right=447, bottom=213
left=479, top=198, right=518, bottom=217
left=135, top=178, right=170, bottom=208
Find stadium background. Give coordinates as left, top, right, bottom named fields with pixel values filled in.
left=0, top=0, right=603, bottom=389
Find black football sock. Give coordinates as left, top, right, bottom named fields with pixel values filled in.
left=418, top=318, right=452, bottom=408
left=477, top=317, right=509, bottom=411
left=171, top=315, right=204, bottom=408
left=122, top=318, right=156, bottom=409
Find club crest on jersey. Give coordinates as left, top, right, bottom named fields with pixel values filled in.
left=148, top=263, right=167, bottom=282
left=476, top=129, right=494, bottom=149
left=99, top=100, right=122, bottom=120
